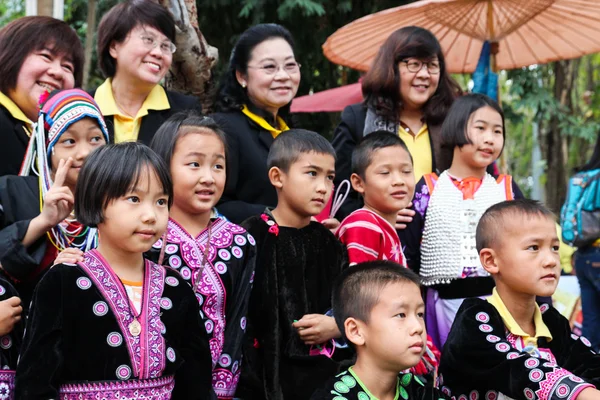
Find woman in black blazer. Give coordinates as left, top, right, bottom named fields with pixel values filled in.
left=332, top=27, right=461, bottom=222
left=0, top=17, right=84, bottom=176
left=91, top=0, right=201, bottom=145
left=211, top=24, right=301, bottom=224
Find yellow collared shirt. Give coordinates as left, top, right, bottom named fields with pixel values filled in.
left=241, top=104, right=289, bottom=139
left=0, top=91, right=33, bottom=134
left=398, top=123, right=432, bottom=182
left=487, top=288, right=553, bottom=348
left=94, top=78, right=170, bottom=143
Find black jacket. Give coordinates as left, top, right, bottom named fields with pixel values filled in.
left=89, top=87, right=202, bottom=145
left=0, top=103, right=32, bottom=177
left=331, top=103, right=446, bottom=220
left=211, top=110, right=279, bottom=224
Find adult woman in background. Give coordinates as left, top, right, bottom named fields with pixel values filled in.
left=91, top=0, right=201, bottom=144
left=211, top=23, right=301, bottom=224
left=332, top=26, right=461, bottom=224
left=0, top=16, right=83, bottom=176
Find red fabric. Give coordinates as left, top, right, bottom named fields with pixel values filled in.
left=337, top=209, right=406, bottom=266
left=450, top=176, right=483, bottom=200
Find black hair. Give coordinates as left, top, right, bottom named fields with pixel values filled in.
left=75, top=142, right=173, bottom=227
left=476, top=199, right=556, bottom=252
left=332, top=261, right=421, bottom=344
left=97, top=0, right=176, bottom=78
left=267, top=129, right=335, bottom=173
left=439, top=93, right=505, bottom=170
left=351, top=130, right=413, bottom=178
left=150, top=111, right=228, bottom=170
left=214, top=23, right=296, bottom=120
left=576, top=133, right=600, bottom=172
left=362, top=26, right=461, bottom=125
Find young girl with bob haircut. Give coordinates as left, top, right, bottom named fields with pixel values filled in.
left=148, top=112, right=256, bottom=399
left=401, top=93, right=523, bottom=349
left=15, top=142, right=214, bottom=399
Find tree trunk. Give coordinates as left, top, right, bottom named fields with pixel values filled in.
left=545, top=60, right=578, bottom=212
left=82, top=0, right=97, bottom=90
left=158, top=0, right=218, bottom=111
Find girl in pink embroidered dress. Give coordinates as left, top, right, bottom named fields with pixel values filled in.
left=148, top=112, right=257, bottom=400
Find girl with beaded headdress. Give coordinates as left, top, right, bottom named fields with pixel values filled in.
left=0, top=89, right=109, bottom=314
left=400, top=93, right=524, bottom=350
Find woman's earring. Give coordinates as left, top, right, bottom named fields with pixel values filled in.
left=241, top=82, right=247, bottom=88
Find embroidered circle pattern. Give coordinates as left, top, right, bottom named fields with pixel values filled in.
left=159, top=321, right=167, bottom=335
left=476, top=312, right=490, bottom=323
left=218, top=249, right=231, bottom=261
left=180, top=267, right=192, bottom=280
left=529, top=369, right=543, bottom=382
left=525, top=358, right=539, bottom=369
left=165, top=244, right=179, bottom=255
left=76, top=277, right=92, bottom=290
left=479, top=324, right=493, bottom=333
left=169, top=255, right=182, bottom=269
left=459, top=395, right=468, bottom=400
left=571, top=333, right=579, bottom=340
left=486, top=391, right=497, bottom=400
left=248, top=234, right=256, bottom=246
left=495, top=343, right=510, bottom=353
left=165, top=276, right=179, bottom=287
left=93, top=301, right=109, bottom=317
left=160, top=297, right=173, bottom=310
left=232, top=361, right=239, bottom=374
left=523, top=388, right=535, bottom=400
left=569, top=376, right=584, bottom=383
left=469, top=390, right=479, bottom=400
left=0, top=336, right=11, bottom=350
left=231, top=246, right=243, bottom=259
left=580, top=336, right=592, bottom=347
left=166, top=347, right=176, bottom=362
left=340, top=375, right=356, bottom=388
left=333, top=381, right=350, bottom=394
left=240, top=317, right=247, bottom=330
left=205, top=319, right=214, bottom=334
left=486, top=335, right=501, bottom=343
left=116, top=365, right=132, bottom=380
left=358, top=393, right=370, bottom=400
left=214, top=261, right=228, bottom=275
left=219, top=353, right=232, bottom=367
left=555, top=384, right=571, bottom=399
left=234, top=235, right=247, bottom=246
left=107, top=332, right=123, bottom=348
left=539, top=303, right=550, bottom=313
left=507, top=352, right=520, bottom=360
left=152, top=239, right=163, bottom=249
left=442, top=387, right=451, bottom=395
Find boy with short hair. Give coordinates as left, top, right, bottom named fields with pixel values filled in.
left=336, top=131, right=438, bottom=377
left=237, top=129, right=350, bottom=400
left=312, top=261, right=449, bottom=400
left=439, top=199, right=600, bottom=400
left=337, top=131, right=415, bottom=266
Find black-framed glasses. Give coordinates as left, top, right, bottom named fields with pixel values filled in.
left=247, top=61, right=301, bottom=75
left=400, top=59, right=441, bottom=74
left=140, top=35, right=177, bottom=54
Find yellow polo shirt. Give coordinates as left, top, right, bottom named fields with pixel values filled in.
left=94, top=79, right=170, bottom=143
left=0, top=91, right=33, bottom=134
left=487, top=288, right=552, bottom=348
left=398, top=124, right=432, bottom=182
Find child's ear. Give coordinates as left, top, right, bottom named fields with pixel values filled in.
left=268, top=166, right=284, bottom=189
left=344, top=317, right=366, bottom=347
left=350, top=173, right=365, bottom=194
left=480, top=248, right=499, bottom=275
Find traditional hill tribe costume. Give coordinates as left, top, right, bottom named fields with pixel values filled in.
left=400, top=171, right=522, bottom=349
left=237, top=210, right=350, bottom=400
left=147, top=212, right=256, bottom=399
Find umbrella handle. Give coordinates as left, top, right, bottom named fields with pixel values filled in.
left=330, top=180, right=351, bottom=219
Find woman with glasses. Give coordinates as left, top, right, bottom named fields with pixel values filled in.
left=90, top=0, right=201, bottom=145
left=211, top=24, right=301, bottom=224
left=332, top=26, right=461, bottom=225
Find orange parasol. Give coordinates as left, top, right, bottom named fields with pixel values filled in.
left=323, top=0, right=600, bottom=74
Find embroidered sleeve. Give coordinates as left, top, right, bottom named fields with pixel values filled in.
left=399, top=177, right=429, bottom=275
left=337, top=215, right=384, bottom=264
left=413, top=178, right=431, bottom=219
left=439, top=299, right=595, bottom=400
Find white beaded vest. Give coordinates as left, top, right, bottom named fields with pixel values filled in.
left=420, top=171, right=513, bottom=286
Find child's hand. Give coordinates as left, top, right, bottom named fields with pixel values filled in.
left=292, top=314, right=340, bottom=345
left=39, top=158, right=75, bottom=228
left=395, top=202, right=415, bottom=230
left=320, top=218, right=340, bottom=235
left=0, top=297, right=22, bottom=336
left=54, top=248, right=84, bottom=266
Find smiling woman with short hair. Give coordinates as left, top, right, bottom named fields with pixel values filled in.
left=91, top=0, right=201, bottom=145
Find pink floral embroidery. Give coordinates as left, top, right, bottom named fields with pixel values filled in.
left=260, top=214, right=269, bottom=222
left=268, top=225, right=279, bottom=236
